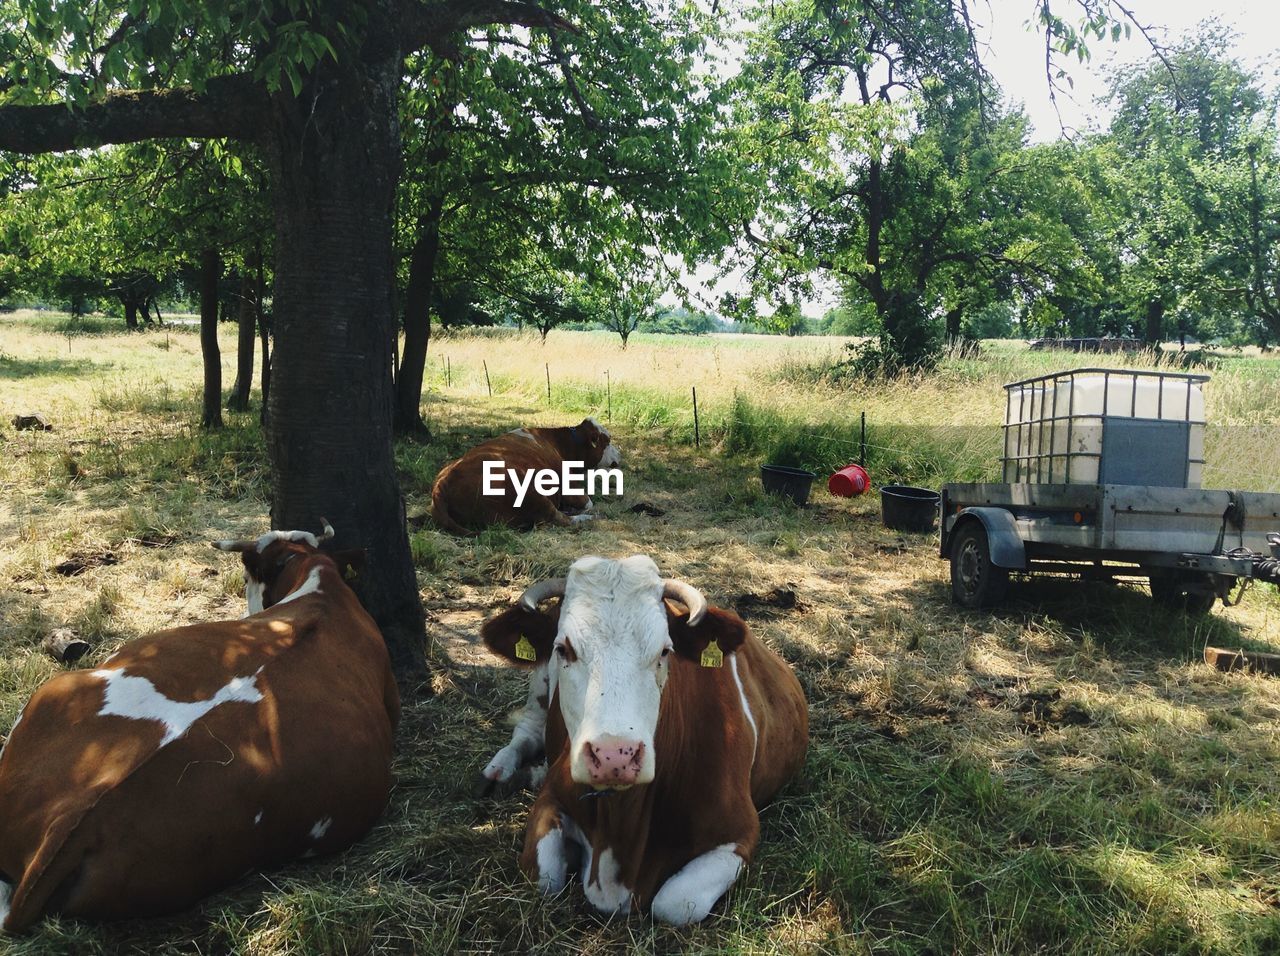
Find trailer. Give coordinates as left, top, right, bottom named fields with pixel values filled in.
left=940, top=368, right=1280, bottom=612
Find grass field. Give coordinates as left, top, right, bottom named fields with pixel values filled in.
left=3, top=313, right=1280, bottom=954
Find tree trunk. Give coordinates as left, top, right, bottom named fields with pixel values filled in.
left=393, top=197, right=443, bottom=437
left=1144, top=299, right=1164, bottom=345
left=227, top=267, right=255, bottom=412
left=261, top=17, right=426, bottom=676
left=123, top=299, right=138, bottom=330
left=199, top=248, right=224, bottom=429
left=945, top=306, right=962, bottom=344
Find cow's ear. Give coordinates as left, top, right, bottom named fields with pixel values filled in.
left=482, top=604, right=559, bottom=666
left=666, top=603, right=748, bottom=664
left=330, top=549, right=366, bottom=583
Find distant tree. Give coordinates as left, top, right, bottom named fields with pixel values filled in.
left=1196, top=127, right=1280, bottom=348
left=727, top=1, right=1106, bottom=368
left=641, top=306, right=719, bottom=335
left=0, top=140, right=270, bottom=425
left=390, top=5, right=730, bottom=433
left=1102, top=27, right=1267, bottom=343
left=963, top=301, right=1015, bottom=339
left=509, top=280, right=591, bottom=343
left=593, top=258, right=663, bottom=348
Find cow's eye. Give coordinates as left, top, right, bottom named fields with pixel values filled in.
left=555, top=642, right=576, bottom=663
left=660, top=647, right=671, bottom=660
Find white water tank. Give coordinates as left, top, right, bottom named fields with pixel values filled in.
left=1003, top=371, right=1206, bottom=488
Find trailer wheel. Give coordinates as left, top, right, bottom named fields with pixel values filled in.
left=951, top=522, right=1009, bottom=609
left=1148, top=573, right=1216, bottom=615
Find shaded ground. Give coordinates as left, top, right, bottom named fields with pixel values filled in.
left=2, top=322, right=1280, bottom=954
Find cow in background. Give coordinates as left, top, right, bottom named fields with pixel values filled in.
left=432, top=417, right=620, bottom=534
left=481, top=555, right=808, bottom=924
left=0, top=522, right=399, bottom=932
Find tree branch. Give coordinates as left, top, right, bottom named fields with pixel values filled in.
left=402, top=0, right=576, bottom=60
left=0, top=74, right=266, bottom=153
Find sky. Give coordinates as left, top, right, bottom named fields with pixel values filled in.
left=680, top=0, right=1279, bottom=316
left=980, top=0, right=1279, bottom=142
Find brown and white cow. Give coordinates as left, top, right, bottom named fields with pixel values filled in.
left=481, top=555, right=808, bottom=924
left=432, top=417, right=620, bottom=535
left=0, top=523, right=399, bottom=932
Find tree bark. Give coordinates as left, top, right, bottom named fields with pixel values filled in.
left=123, top=300, right=138, bottom=330
left=0, top=75, right=263, bottom=151
left=199, top=248, right=224, bottom=429
left=261, top=9, right=425, bottom=675
left=1144, top=299, right=1164, bottom=345
left=227, top=267, right=255, bottom=412
left=945, top=306, right=963, bottom=344
left=393, top=198, right=444, bottom=436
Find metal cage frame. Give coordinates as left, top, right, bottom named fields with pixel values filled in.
left=1001, top=367, right=1210, bottom=486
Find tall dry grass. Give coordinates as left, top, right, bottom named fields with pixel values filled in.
left=428, top=328, right=1280, bottom=490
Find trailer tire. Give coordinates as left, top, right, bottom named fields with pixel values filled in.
left=1148, top=572, right=1216, bottom=615
left=951, top=522, right=1009, bottom=609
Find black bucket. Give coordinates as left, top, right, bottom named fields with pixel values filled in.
left=760, top=464, right=816, bottom=505
left=880, top=485, right=940, bottom=533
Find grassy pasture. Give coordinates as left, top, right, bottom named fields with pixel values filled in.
left=2, top=314, right=1280, bottom=954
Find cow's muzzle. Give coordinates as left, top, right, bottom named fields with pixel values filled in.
left=581, top=736, right=646, bottom=789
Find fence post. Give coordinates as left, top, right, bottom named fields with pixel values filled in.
left=606, top=370, right=611, bottom=422
left=692, top=386, right=700, bottom=449
left=860, top=411, right=866, bottom=466
left=483, top=360, right=492, bottom=397
left=546, top=363, right=551, bottom=404
left=446, top=355, right=451, bottom=388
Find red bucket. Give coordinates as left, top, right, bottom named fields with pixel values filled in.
left=828, top=463, right=870, bottom=497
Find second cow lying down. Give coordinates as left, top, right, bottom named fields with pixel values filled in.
left=482, top=555, right=809, bottom=925
left=0, top=524, right=398, bottom=933
left=432, top=417, right=620, bottom=534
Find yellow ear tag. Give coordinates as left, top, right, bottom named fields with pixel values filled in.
left=700, top=640, right=723, bottom=668
left=515, top=635, right=537, bottom=662
left=344, top=565, right=358, bottom=581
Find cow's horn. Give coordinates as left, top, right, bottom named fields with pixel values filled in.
left=212, top=539, right=256, bottom=552
left=663, top=579, right=707, bottom=625
left=316, top=518, right=335, bottom=542
left=518, top=578, right=566, bottom=610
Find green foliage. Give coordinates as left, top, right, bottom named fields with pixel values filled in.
left=0, top=0, right=340, bottom=106
left=964, top=300, right=1015, bottom=339
left=394, top=1, right=730, bottom=348
left=641, top=306, right=719, bottom=335
left=1096, top=26, right=1274, bottom=344
left=0, top=140, right=269, bottom=318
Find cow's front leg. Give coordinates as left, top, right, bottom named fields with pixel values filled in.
left=519, top=793, right=572, bottom=895
left=481, top=661, right=551, bottom=789
left=650, top=843, right=746, bottom=926
left=559, top=493, right=593, bottom=516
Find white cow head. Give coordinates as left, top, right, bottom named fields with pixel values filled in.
left=483, top=555, right=746, bottom=789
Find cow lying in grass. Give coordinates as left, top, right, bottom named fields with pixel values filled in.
left=432, top=417, right=620, bottom=534
left=0, top=523, right=399, bottom=932
left=481, top=555, right=809, bottom=924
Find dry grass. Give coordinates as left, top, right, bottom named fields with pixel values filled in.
left=3, top=314, right=1280, bottom=954
left=428, top=328, right=1280, bottom=490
